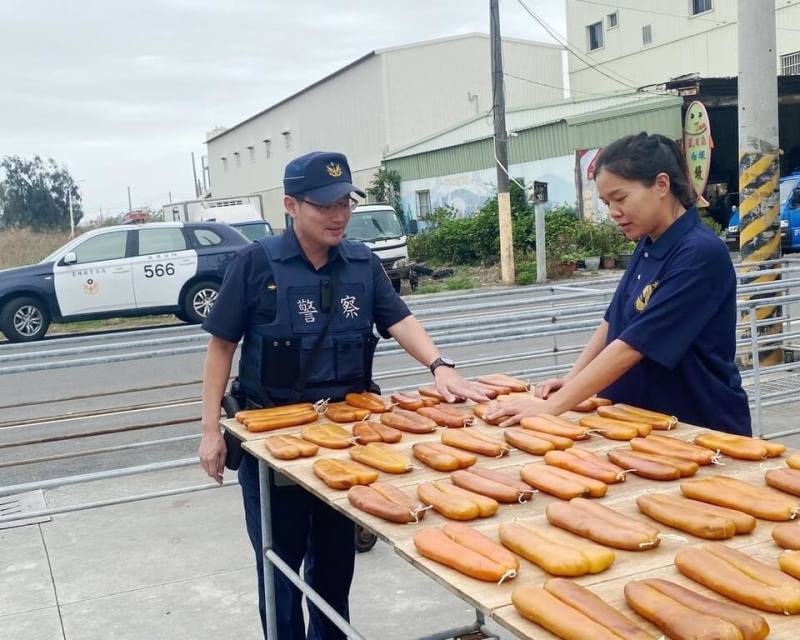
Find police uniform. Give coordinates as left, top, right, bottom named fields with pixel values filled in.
left=203, top=152, right=411, bottom=639
left=602, top=207, right=751, bottom=435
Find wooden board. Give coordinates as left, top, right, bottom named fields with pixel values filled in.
left=493, top=540, right=797, bottom=640
left=240, top=403, right=799, bottom=639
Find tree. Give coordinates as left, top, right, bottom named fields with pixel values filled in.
left=367, top=167, right=405, bottom=226
left=0, top=155, right=83, bottom=230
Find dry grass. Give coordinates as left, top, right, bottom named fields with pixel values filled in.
left=0, top=228, right=75, bottom=269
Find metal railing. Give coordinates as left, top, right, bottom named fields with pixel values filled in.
left=3, top=261, right=800, bottom=512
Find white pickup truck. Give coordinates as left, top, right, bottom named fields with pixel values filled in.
left=345, top=204, right=417, bottom=292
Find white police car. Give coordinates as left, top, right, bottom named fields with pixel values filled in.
left=0, top=221, right=250, bottom=342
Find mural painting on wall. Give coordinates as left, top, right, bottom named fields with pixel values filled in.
left=683, top=100, right=713, bottom=208
left=434, top=173, right=496, bottom=216
left=400, top=156, right=579, bottom=224
left=577, top=148, right=609, bottom=222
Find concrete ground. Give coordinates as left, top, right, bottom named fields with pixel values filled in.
left=0, top=465, right=512, bottom=640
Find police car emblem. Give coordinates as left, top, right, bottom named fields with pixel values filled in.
left=635, top=281, right=659, bottom=312
left=83, top=278, right=99, bottom=295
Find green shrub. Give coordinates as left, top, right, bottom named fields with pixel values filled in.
left=414, top=283, right=442, bottom=295
left=701, top=214, right=724, bottom=237
left=444, top=276, right=475, bottom=291
left=407, top=185, right=588, bottom=267
left=515, top=261, right=537, bottom=285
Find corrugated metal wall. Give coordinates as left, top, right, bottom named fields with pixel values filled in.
left=385, top=101, right=682, bottom=181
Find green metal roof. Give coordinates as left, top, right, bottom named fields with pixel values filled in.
left=384, top=93, right=683, bottom=181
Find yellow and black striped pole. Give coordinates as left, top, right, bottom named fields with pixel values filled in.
left=738, top=148, right=782, bottom=366
left=737, top=0, right=782, bottom=367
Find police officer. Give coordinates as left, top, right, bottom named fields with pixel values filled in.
left=487, top=133, right=751, bottom=435
left=198, top=151, right=488, bottom=639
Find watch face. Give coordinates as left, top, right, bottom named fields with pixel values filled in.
left=440, top=356, right=455, bottom=367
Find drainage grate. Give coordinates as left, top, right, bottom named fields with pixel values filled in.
left=0, top=489, right=50, bottom=529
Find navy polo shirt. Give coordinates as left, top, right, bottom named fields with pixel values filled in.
left=602, top=208, right=751, bottom=435
left=203, top=227, right=412, bottom=343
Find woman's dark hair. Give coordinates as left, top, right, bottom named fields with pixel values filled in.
left=594, top=132, right=696, bottom=209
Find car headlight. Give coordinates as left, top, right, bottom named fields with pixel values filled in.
left=392, top=258, right=408, bottom=269
left=780, top=219, right=789, bottom=229
left=727, top=225, right=738, bottom=233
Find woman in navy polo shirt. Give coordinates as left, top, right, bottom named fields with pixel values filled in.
left=487, top=132, right=751, bottom=435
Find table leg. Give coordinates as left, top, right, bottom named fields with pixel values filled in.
left=258, top=459, right=279, bottom=640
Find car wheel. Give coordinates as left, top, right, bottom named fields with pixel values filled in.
left=0, top=296, right=50, bottom=342
left=182, top=281, right=219, bottom=324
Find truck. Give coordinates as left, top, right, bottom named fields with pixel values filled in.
left=161, top=195, right=273, bottom=241
left=726, top=172, right=800, bottom=252
left=345, top=204, right=417, bottom=293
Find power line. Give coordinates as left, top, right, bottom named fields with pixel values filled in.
left=574, top=0, right=800, bottom=33
left=503, top=71, right=617, bottom=97
left=574, top=0, right=730, bottom=26
left=515, top=0, right=648, bottom=92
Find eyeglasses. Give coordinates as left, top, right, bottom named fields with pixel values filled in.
left=298, top=197, right=358, bottom=212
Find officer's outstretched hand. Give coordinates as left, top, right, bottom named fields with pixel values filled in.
left=199, top=431, right=226, bottom=484
left=433, top=367, right=490, bottom=403
left=484, top=395, right=551, bottom=428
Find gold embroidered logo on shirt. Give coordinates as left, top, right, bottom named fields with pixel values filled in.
left=635, top=281, right=659, bottom=312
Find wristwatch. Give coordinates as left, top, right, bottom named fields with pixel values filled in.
left=429, top=356, right=456, bottom=375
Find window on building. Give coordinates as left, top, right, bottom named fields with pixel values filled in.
left=247, top=145, right=256, bottom=163
left=586, top=21, right=604, bottom=51
left=233, top=151, right=241, bottom=167
left=782, top=51, right=800, bottom=76
left=263, top=138, right=272, bottom=158
left=642, top=24, right=653, bottom=46
left=416, top=190, right=431, bottom=218
left=691, top=0, right=712, bottom=15
left=138, top=228, right=187, bottom=255
left=607, top=12, right=618, bottom=29
left=221, top=156, right=228, bottom=171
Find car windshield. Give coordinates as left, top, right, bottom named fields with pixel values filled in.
left=235, top=222, right=272, bottom=241
left=780, top=178, right=798, bottom=206
left=345, top=209, right=404, bottom=242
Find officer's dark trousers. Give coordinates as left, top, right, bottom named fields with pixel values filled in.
left=238, top=452, right=355, bottom=639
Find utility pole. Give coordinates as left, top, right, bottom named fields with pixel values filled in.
left=127, top=186, right=133, bottom=213
left=191, top=152, right=200, bottom=198
left=68, top=190, right=75, bottom=239
left=490, top=0, right=515, bottom=284
left=738, top=0, right=782, bottom=368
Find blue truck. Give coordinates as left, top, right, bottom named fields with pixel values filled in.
left=726, top=172, right=800, bottom=252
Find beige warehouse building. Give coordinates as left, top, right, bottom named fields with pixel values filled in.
left=205, top=33, right=564, bottom=230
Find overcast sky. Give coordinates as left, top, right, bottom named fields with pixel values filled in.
left=0, top=1, right=566, bottom=221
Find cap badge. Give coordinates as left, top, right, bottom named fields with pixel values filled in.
left=326, top=162, right=343, bottom=178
